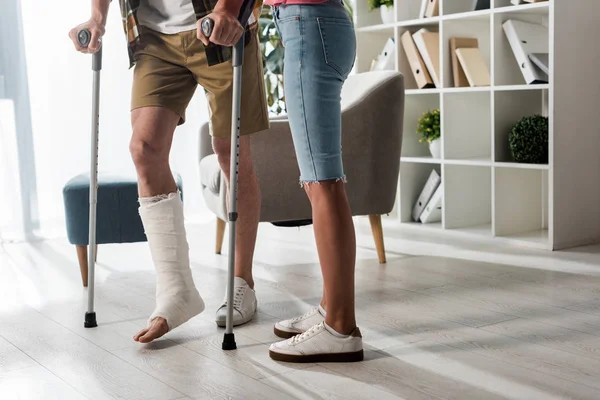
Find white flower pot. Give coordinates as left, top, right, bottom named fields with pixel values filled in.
left=429, top=140, right=441, bottom=159
left=380, top=5, right=395, bottom=25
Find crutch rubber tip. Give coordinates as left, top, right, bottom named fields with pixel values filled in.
left=84, top=312, right=98, bottom=328
left=222, top=333, right=237, bottom=350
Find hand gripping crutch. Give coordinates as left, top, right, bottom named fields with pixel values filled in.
left=76, top=29, right=101, bottom=329
left=201, top=0, right=257, bottom=350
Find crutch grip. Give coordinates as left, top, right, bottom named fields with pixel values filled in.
left=77, top=28, right=103, bottom=72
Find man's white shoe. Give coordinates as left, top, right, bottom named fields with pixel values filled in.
left=269, top=322, right=364, bottom=363
left=215, top=277, right=257, bottom=327
left=274, top=305, right=326, bottom=338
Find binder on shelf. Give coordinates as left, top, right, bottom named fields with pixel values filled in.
left=503, top=19, right=549, bottom=84
left=401, top=31, right=435, bottom=89
left=412, top=169, right=441, bottom=222
left=424, top=0, right=439, bottom=18
left=455, top=48, right=490, bottom=87
left=419, top=184, right=442, bottom=224
left=413, top=29, right=440, bottom=88
left=419, top=0, right=429, bottom=18
left=450, top=37, right=478, bottom=87
left=529, top=53, right=549, bottom=75
left=371, top=37, right=396, bottom=72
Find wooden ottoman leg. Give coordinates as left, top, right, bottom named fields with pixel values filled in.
left=76, top=245, right=89, bottom=287
left=216, top=217, right=226, bottom=254
left=368, top=215, right=387, bottom=264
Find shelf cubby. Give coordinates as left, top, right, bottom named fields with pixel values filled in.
left=443, top=91, right=492, bottom=161
left=443, top=165, right=492, bottom=233
left=399, top=162, right=442, bottom=223
left=442, top=18, right=491, bottom=88
left=494, top=167, right=548, bottom=246
left=402, top=92, right=440, bottom=158
left=356, top=30, right=396, bottom=73
left=355, top=0, right=388, bottom=28
left=493, top=10, right=549, bottom=87
left=494, top=89, right=548, bottom=163
left=494, top=0, right=550, bottom=13
left=443, top=0, right=487, bottom=15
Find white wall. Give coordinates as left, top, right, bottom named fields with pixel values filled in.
left=5, top=0, right=211, bottom=238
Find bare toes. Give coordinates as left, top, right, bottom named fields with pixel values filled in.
left=134, top=328, right=149, bottom=342
left=138, top=318, right=169, bottom=343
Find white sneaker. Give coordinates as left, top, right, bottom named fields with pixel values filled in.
left=274, top=305, right=326, bottom=339
left=269, top=322, right=364, bottom=363
left=215, top=277, right=257, bottom=327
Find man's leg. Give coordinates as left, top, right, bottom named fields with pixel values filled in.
left=193, top=33, right=269, bottom=326
left=212, top=136, right=261, bottom=289
left=130, top=107, right=204, bottom=343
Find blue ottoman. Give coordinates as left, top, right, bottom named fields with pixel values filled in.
left=63, top=172, right=183, bottom=286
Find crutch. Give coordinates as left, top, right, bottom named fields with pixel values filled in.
left=201, top=0, right=257, bottom=350
left=76, top=28, right=101, bottom=329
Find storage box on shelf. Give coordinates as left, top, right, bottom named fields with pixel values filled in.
left=353, top=0, right=600, bottom=250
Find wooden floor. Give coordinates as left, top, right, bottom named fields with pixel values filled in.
left=2, top=218, right=600, bottom=399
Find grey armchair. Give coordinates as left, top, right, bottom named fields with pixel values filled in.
left=199, top=70, right=404, bottom=263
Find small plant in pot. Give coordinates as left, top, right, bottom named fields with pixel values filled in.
left=417, top=109, right=441, bottom=158
left=368, top=0, right=394, bottom=25
left=509, top=115, right=549, bottom=164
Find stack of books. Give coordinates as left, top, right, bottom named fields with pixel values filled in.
left=450, top=38, right=490, bottom=87
left=413, top=169, right=442, bottom=224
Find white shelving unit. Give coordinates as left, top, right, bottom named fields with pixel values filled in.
left=353, top=0, right=600, bottom=250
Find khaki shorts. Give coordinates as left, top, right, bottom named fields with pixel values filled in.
left=132, top=26, right=269, bottom=138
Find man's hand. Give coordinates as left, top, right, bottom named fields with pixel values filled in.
left=69, top=18, right=105, bottom=54
left=197, top=8, right=243, bottom=47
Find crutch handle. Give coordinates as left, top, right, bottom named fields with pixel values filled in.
left=200, top=0, right=256, bottom=39
left=201, top=17, right=215, bottom=38
left=77, top=28, right=103, bottom=72
left=77, top=29, right=92, bottom=47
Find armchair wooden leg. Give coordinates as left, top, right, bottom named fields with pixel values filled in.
left=76, top=245, right=89, bottom=287
left=216, top=217, right=226, bottom=254
left=368, top=215, right=386, bottom=264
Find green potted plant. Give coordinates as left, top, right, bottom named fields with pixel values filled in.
left=508, top=115, right=549, bottom=164
left=417, top=109, right=441, bottom=158
left=368, top=0, right=394, bottom=25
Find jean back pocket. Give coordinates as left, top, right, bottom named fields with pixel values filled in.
left=317, top=17, right=356, bottom=78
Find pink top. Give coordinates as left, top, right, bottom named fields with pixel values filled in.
left=264, top=0, right=328, bottom=6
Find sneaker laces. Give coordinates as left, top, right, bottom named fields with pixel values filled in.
left=291, top=322, right=323, bottom=344
left=289, top=307, right=319, bottom=324
left=224, top=286, right=245, bottom=310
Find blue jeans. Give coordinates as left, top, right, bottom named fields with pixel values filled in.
left=273, top=1, right=356, bottom=183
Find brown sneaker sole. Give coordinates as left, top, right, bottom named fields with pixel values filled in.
left=273, top=326, right=301, bottom=339
left=269, top=349, right=364, bottom=363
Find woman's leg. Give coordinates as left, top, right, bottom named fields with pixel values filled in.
left=269, top=2, right=362, bottom=362
left=305, top=180, right=356, bottom=334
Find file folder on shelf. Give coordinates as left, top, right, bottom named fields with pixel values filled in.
left=419, top=0, right=428, bottom=18
left=503, top=19, right=549, bottom=84
left=412, top=169, right=441, bottom=222
left=450, top=37, right=478, bottom=87
left=419, top=184, right=442, bottom=224
left=401, top=31, right=435, bottom=89
left=413, top=29, right=440, bottom=88
left=371, top=37, right=396, bottom=72
left=455, top=48, right=490, bottom=87
left=424, top=0, right=439, bottom=18
left=529, top=52, right=549, bottom=75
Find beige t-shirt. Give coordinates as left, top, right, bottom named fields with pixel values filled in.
left=136, top=0, right=198, bottom=34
